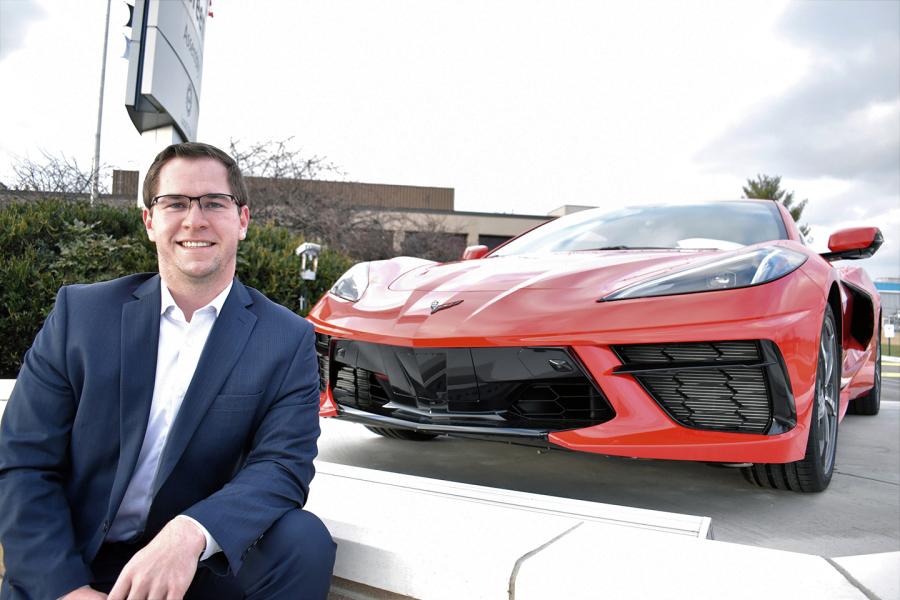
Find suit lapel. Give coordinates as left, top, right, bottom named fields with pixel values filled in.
left=152, top=280, right=257, bottom=494
left=108, top=275, right=161, bottom=517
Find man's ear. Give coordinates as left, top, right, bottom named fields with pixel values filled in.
left=239, top=205, right=250, bottom=239
left=143, top=208, right=157, bottom=242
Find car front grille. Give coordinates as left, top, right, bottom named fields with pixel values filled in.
left=314, top=338, right=614, bottom=431
left=613, top=341, right=791, bottom=435
left=315, top=333, right=330, bottom=392
left=615, top=340, right=762, bottom=364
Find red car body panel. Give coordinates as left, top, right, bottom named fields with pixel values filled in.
left=309, top=201, right=881, bottom=465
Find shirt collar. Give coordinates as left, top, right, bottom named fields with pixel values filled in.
left=160, top=280, right=234, bottom=318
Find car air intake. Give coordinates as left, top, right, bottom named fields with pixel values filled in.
left=613, top=341, right=796, bottom=435
left=314, top=339, right=615, bottom=432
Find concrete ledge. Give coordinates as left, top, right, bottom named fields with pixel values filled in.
left=832, top=552, right=900, bottom=600
left=308, top=461, right=712, bottom=599
left=309, top=462, right=896, bottom=599
left=513, top=523, right=879, bottom=599
left=311, top=461, right=712, bottom=537
left=0, top=380, right=13, bottom=415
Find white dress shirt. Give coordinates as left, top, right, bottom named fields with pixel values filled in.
left=107, top=281, right=232, bottom=560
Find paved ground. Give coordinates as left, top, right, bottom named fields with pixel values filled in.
left=317, top=364, right=900, bottom=558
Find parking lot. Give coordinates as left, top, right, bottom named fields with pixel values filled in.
left=317, top=366, right=900, bottom=558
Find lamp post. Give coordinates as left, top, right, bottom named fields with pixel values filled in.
left=295, top=242, right=322, bottom=312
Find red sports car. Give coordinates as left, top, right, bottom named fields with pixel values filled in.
left=307, top=200, right=883, bottom=492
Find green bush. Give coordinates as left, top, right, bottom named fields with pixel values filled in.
left=0, top=199, right=354, bottom=377
left=0, top=200, right=156, bottom=377
left=237, top=221, right=354, bottom=315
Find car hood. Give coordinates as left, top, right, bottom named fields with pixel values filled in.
left=387, top=250, right=720, bottom=296
left=310, top=243, right=817, bottom=342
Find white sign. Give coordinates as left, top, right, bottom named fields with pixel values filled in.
left=885, top=324, right=895, bottom=339
left=125, top=0, right=208, bottom=141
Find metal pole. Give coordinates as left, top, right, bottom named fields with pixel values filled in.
left=90, top=0, right=113, bottom=205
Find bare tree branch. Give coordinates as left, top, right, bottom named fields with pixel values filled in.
left=11, top=150, right=110, bottom=199
left=231, top=138, right=460, bottom=262
left=228, top=138, right=343, bottom=180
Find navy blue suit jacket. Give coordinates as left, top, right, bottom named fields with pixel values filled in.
left=0, top=274, right=321, bottom=599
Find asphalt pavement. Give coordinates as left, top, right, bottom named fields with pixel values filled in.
left=316, top=361, right=900, bottom=558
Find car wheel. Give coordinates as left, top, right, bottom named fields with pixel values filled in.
left=365, top=425, right=440, bottom=441
left=849, top=318, right=881, bottom=416
left=742, top=305, right=839, bottom=492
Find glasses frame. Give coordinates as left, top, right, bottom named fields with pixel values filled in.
left=150, top=193, right=240, bottom=212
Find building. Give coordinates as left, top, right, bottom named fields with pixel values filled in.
left=141, top=170, right=553, bottom=252
left=0, top=169, right=561, bottom=257
left=875, top=279, right=900, bottom=322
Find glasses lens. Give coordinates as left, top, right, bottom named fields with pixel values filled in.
left=155, top=195, right=190, bottom=210
left=199, top=194, right=235, bottom=212
left=153, top=194, right=236, bottom=212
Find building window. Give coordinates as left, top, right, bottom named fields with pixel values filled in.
left=401, top=231, right=468, bottom=262
left=478, top=234, right=512, bottom=250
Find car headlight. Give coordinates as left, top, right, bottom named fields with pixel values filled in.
left=330, top=262, right=371, bottom=302
left=602, top=247, right=807, bottom=301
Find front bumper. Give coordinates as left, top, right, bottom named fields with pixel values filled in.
left=310, top=273, right=827, bottom=463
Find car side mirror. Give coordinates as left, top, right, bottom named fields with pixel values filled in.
left=821, top=227, right=883, bottom=261
left=461, top=245, right=490, bottom=260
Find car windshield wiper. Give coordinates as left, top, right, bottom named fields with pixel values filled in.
left=582, top=246, right=677, bottom=251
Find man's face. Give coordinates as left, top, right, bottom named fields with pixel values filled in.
left=143, top=157, right=250, bottom=291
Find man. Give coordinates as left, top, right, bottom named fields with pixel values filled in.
left=0, top=143, right=336, bottom=599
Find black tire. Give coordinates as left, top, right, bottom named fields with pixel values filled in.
left=742, top=305, right=840, bottom=492
left=365, top=425, right=440, bottom=441
left=849, top=318, right=881, bottom=416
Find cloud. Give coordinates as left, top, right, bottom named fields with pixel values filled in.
left=779, top=0, right=899, bottom=53
left=695, top=1, right=899, bottom=278
left=698, top=5, right=898, bottom=177
left=804, top=184, right=900, bottom=283
left=0, top=2, right=46, bottom=62
left=698, top=1, right=900, bottom=183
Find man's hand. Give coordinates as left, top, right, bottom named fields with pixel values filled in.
left=107, top=518, right=205, bottom=600
left=59, top=586, right=107, bottom=599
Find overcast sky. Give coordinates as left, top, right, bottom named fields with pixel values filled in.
left=0, top=0, right=897, bottom=279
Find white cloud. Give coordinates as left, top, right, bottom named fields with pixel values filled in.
left=0, top=1, right=45, bottom=62
left=697, top=0, right=899, bottom=278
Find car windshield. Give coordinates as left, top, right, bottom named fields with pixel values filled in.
left=492, top=201, right=788, bottom=257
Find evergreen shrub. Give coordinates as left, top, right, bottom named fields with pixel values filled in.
left=0, top=199, right=354, bottom=377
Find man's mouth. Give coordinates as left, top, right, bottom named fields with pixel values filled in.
left=178, top=241, right=214, bottom=248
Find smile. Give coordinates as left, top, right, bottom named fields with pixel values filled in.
left=179, top=241, right=214, bottom=248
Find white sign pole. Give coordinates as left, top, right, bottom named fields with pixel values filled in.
left=136, top=125, right=185, bottom=208
left=90, top=0, right=113, bottom=205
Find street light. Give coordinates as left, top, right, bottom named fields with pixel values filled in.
left=295, top=242, right=322, bottom=311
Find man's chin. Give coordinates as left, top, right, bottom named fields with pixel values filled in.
left=172, top=262, right=222, bottom=283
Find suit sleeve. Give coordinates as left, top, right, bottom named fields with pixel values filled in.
left=182, top=321, right=321, bottom=574
left=0, top=287, right=94, bottom=598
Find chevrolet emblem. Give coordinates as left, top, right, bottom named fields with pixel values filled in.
left=430, top=299, right=463, bottom=314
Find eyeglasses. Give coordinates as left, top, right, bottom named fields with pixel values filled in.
left=150, top=193, right=239, bottom=214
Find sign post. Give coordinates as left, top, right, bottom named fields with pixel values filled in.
left=125, top=0, right=209, bottom=204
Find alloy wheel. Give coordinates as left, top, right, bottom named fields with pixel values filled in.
left=816, top=314, right=838, bottom=474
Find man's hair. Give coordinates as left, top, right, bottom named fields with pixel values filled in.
left=142, top=142, right=249, bottom=209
